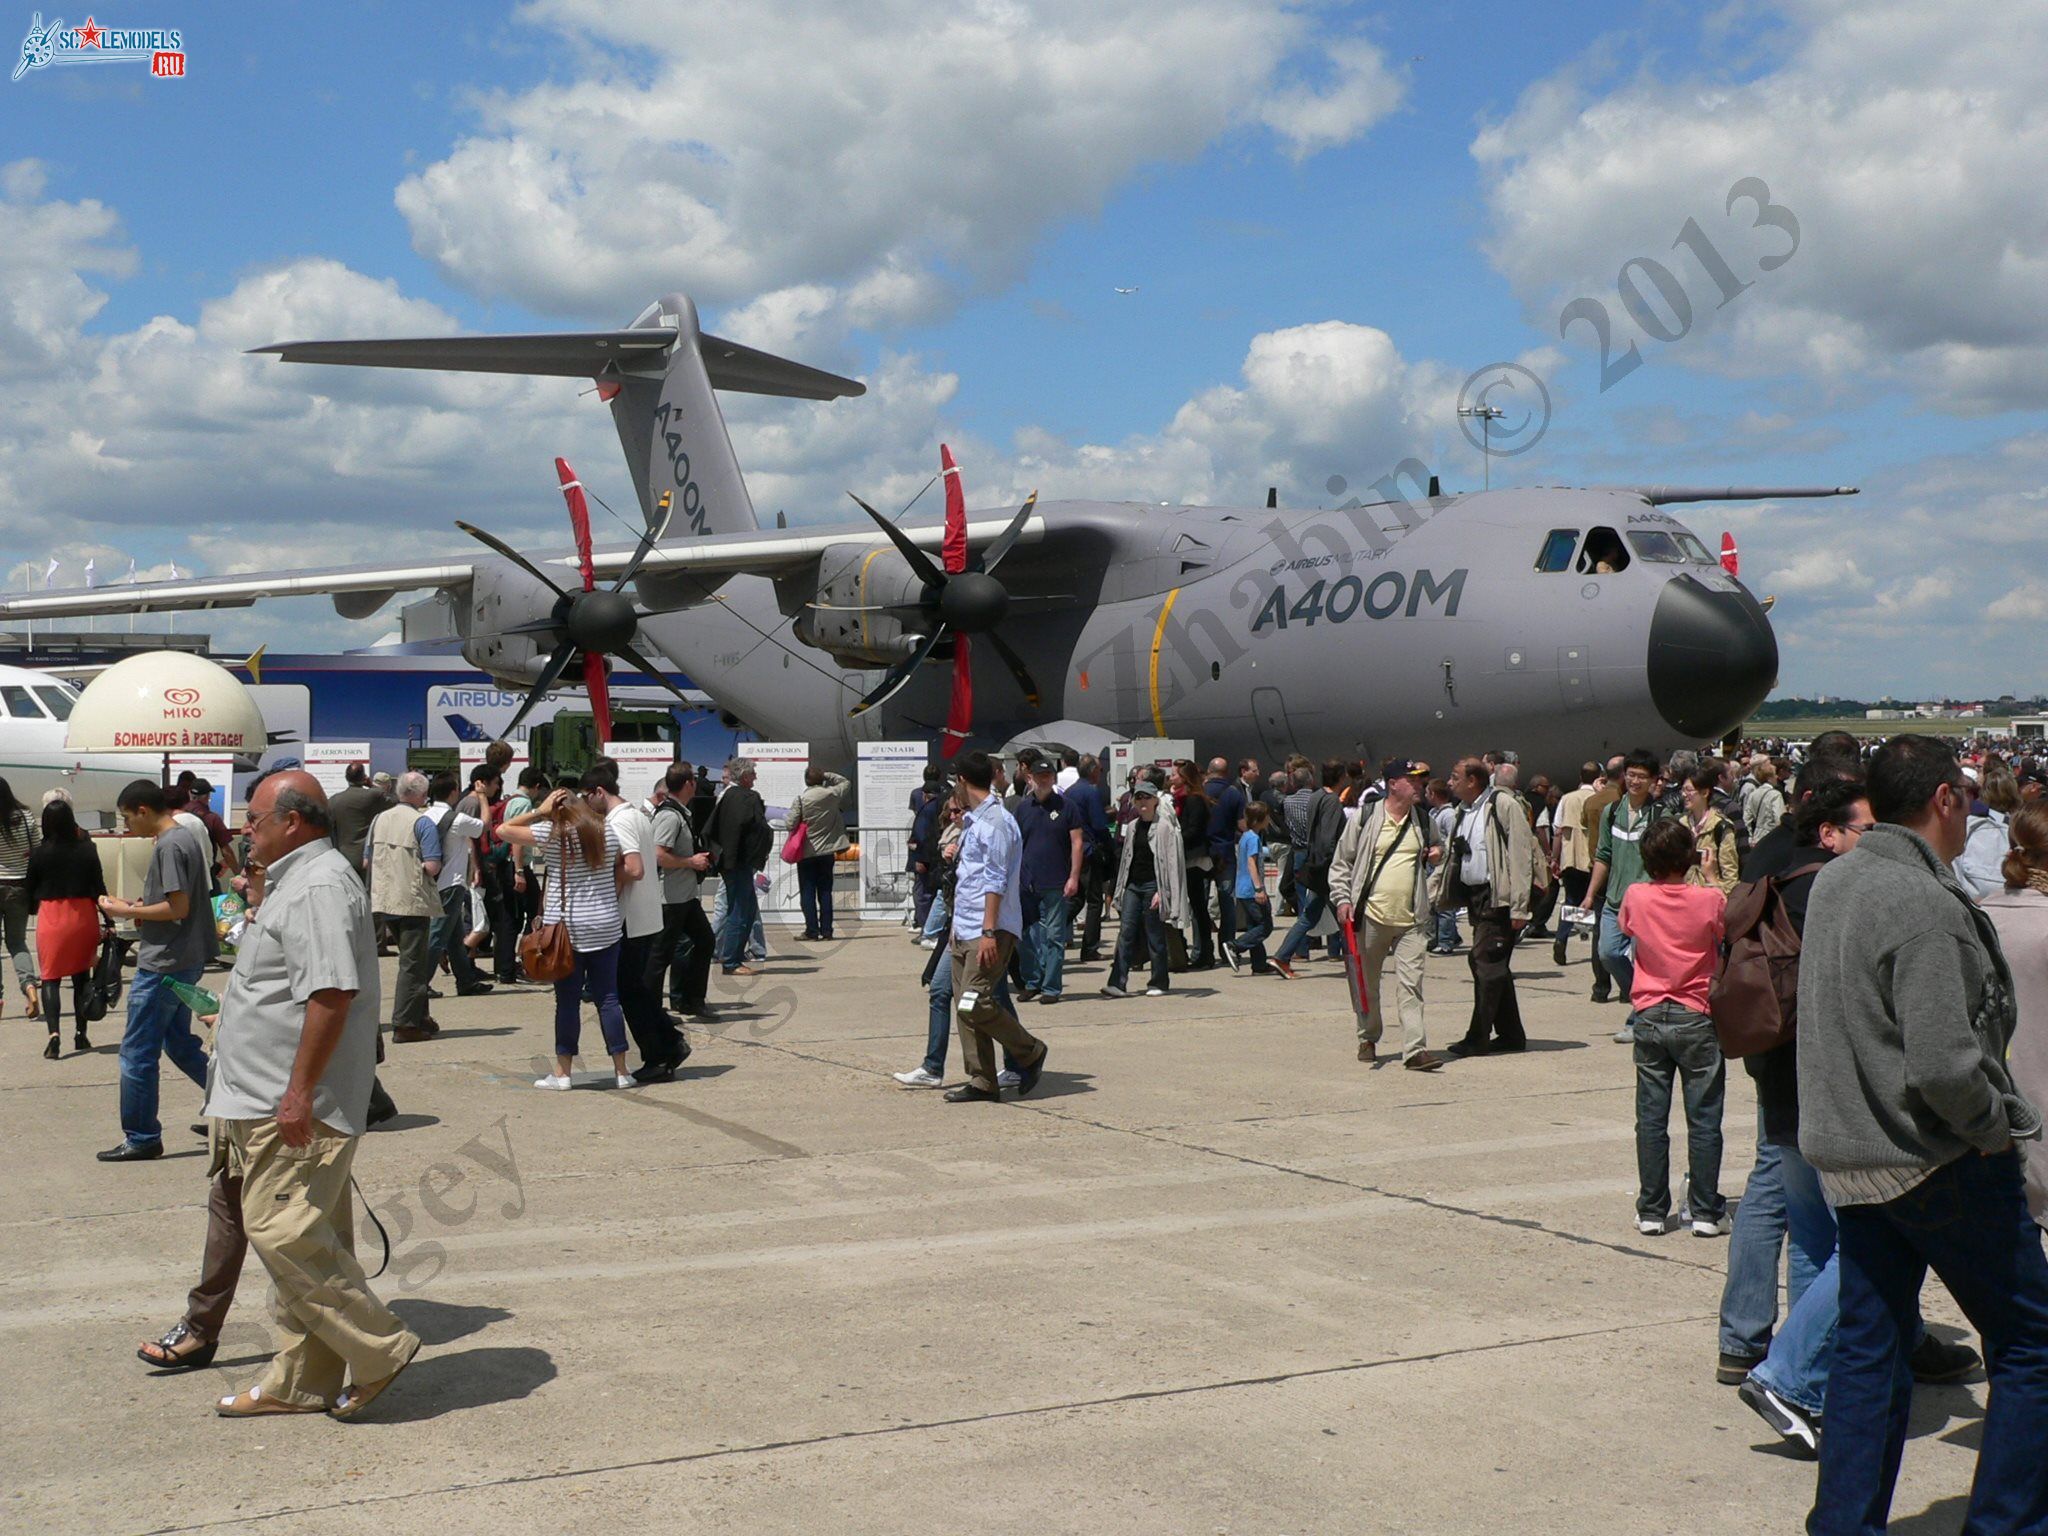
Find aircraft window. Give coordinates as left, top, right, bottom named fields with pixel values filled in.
left=31, top=686, right=73, bottom=721
left=1535, top=529, right=1580, bottom=572
left=1577, top=527, right=1630, bottom=574
left=0, top=687, right=46, bottom=719
left=1627, top=530, right=1687, bottom=563
left=1675, top=532, right=1715, bottom=564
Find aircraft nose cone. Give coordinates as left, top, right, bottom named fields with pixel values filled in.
left=1646, top=575, right=1778, bottom=740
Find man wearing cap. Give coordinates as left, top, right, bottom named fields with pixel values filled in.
left=1330, top=763, right=1449, bottom=1071
left=1014, top=754, right=1083, bottom=1004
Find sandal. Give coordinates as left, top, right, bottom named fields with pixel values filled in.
left=22, top=986, right=38, bottom=1021
left=42, top=1035, right=58, bottom=1061
left=331, top=1335, right=421, bottom=1421
left=216, top=1384, right=326, bottom=1417
left=140, top=1321, right=218, bottom=1371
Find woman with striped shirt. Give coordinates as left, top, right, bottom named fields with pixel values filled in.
left=0, top=778, right=41, bottom=1019
left=500, top=786, right=634, bottom=1089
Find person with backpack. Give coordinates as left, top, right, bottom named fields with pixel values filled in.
left=1726, top=780, right=1980, bottom=1456
left=1618, top=818, right=1729, bottom=1236
left=1681, top=766, right=1742, bottom=894
left=1956, top=759, right=2023, bottom=899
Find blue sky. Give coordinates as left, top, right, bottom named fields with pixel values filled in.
left=2, top=0, right=2044, bottom=696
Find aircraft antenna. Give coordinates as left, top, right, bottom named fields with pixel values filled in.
left=1457, top=404, right=1505, bottom=490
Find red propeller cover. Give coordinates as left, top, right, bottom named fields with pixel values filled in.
left=942, top=635, right=972, bottom=759
left=940, top=443, right=967, bottom=577
left=556, top=457, right=597, bottom=592
left=582, top=650, right=613, bottom=746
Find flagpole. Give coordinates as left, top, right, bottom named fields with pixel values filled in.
left=21, top=566, right=28, bottom=655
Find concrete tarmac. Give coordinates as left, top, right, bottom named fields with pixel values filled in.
left=2, top=926, right=1984, bottom=1534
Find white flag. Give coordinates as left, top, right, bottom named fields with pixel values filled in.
left=41, top=558, right=58, bottom=588
left=83, top=558, right=95, bottom=588
left=126, top=559, right=136, bottom=583
left=167, top=562, right=180, bottom=580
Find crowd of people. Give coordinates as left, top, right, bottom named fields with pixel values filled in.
left=30, top=719, right=2048, bottom=1525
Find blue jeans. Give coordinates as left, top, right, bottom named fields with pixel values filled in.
left=1274, top=854, right=1327, bottom=963
left=1632, top=1000, right=1726, bottom=1222
left=1233, top=896, right=1272, bottom=965
left=429, top=884, right=482, bottom=990
left=1432, top=906, right=1462, bottom=951
left=1019, top=888, right=1071, bottom=998
left=1814, top=1151, right=2048, bottom=1536
left=1106, top=881, right=1168, bottom=992
left=1597, top=906, right=1634, bottom=1005
left=920, top=888, right=951, bottom=942
left=796, top=854, right=835, bottom=937
left=923, top=946, right=1019, bottom=1078
left=1719, top=1130, right=1799, bottom=1360
left=119, top=965, right=208, bottom=1149
left=718, top=869, right=761, bottom=970
left=1750, top=1145, right=1841, bottom=1415
left=1210, top=848, right=1237, bottom=951
left=552, top=942, right=628, bottom=1059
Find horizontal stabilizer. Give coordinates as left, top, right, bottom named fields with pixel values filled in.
left=252, top=328, right=865, bottom=400
left=1627, top=485, right=1859, bottom=505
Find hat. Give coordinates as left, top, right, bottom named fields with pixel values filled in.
left=1383, top=758, right=1430, bottom=780
left=1960, top=764, right=1980, bottom=783
left=1027, top=755, right=1056, bottom=775
left=372, top=771, right=395, bottom=786
left=1130, top=780, right=1161, bottom=798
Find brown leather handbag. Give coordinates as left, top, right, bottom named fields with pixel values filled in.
left=518, top=822, right=576, bottom=982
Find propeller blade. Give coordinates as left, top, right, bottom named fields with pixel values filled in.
left=971, top=490, right=1038, bottom=575
left=985, top=629, right=1042, bottom=711
left=505, top=639, right=579, bottom=736
left=582, top=650, right=613, bottom=746
left=940, top=634, right=974, bottom=760
left=613, top=639, right=699, bottom=709
left=612, top=488, right=676, bottom=593
left=847, top=625, right=948, bottom=718
left=556, top=457, right=597, bottom=592
left=940, top=443, right=968, bottom=576
left=848, top=493, right=947, bottom=588
left=454, top=520, right=573, bottom=600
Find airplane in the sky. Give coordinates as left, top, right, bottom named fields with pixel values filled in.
left=0, top=291, right=1854, bottom=773
left=1113, top=286, right=1139, bottom=295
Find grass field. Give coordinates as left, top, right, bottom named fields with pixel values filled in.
left=1745, top=717, right=2015, bottom=739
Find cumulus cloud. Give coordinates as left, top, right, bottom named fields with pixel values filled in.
left=0, top=159, right=135, bottom=381
left=395, top=0, right=1403, bottom=334
left=1473, top=0, right=2048, bottom=413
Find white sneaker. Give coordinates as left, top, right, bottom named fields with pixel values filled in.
left=533, top=1074, right=572, bottom=1091
left=1145, top=985, right=1167, bottom=997
left=1692, top=1214, right=1732, bottom=1237
left=997, top=1069, right=1022, bottom=1089
left=1100, top=983, right=1128, bottom=998
left=1635, top=1215, right=1666, bottom=1236
left=892, top=1067, right=943, bottom=1088
left=1223, top=944, right=1242, bottom=975
left=614, top=1072, right=635, bottom=1089
left=917, top=937, right=939, bottom=950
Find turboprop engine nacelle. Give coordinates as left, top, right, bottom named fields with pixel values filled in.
left=459, top=559, right=575, bottom=687
left=792, top=543, right=928, bottom=667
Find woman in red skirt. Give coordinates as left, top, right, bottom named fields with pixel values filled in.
left=27, top=797, right=105, bottom=1058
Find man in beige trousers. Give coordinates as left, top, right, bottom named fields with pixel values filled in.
left=1331, top=762, right=1449, bottom=1072
left=207, top=769, right=420, bottom=1419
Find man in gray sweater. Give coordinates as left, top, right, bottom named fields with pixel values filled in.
left=1797, top=734, right=2048, bottom=1535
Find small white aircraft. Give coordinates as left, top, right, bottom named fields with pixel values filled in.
left=1113, top=285, right=1139, bottom=295
left=0, top=664, right=148, bottom=815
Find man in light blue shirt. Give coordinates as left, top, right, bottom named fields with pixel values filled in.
left=944, top=751, right=1047, bottom=1104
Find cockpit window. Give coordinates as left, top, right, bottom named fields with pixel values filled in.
left=1675, top=532, right=1715, bottom=564
left=31, top=686, right=73, bottom=721
left=1578, top=527, right=1630, bottom=574
left=1535, top=529, right=1579, bottom=573
left=1627, top=530, right=1686, bottom=563
left=0, top=686, right=46, bottom=719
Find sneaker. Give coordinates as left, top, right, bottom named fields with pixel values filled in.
left=997, top=1069, right=1022, bottom=1089
left=1223, top=944, right=1243, bottom=975
left=1612, top=1026, right=1634, bottom=1043
left=1635, top=1215, right=1666, bottom=1236
left=916, top=937, right=939, bottom=949
left=533, top=1074, right=573, bottom=1091
left=1145, top=985, right=1167, bottom=997
left=1100, top=983, right=1128, bottom=999
left=892, top=1067, right=943, bottom=1088
left=1717, top=1351, right=1763, bottom=1386
left=1910, top=1334, right=1982, bottom=1384
left=614, top=1072, right=635, bottom=1089
left=1738, top=1377, right=1819, bottom=1457
left=1692, top=1213, right=1732, bottom=1237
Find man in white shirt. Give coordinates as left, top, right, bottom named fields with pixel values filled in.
left=586, top=759, right=687, bottom=1081
left=425, top=771, right=491, bottom=998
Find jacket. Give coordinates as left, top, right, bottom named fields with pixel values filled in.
left=26, top=832, right=106, bottom=904
left=367, top=802, right=437, bottom=919
left=706, top=784, right=772, bottom=874
left=1204, top=776, right=1246, bottom=859
left=787, top=772, right=855, bottom=857
left=1982, top=883, right=2048, bottom=1226
left=1744, top=783, right=1786, bottom=844
left=1797, top=824, right=2042, bottom=1176
left=329, top=783, right=394, bottom=873
left=1432, top=788, right=1544, bottom=919
left=1328, top=800, right=1440, bottom=928
left=1957, top=810, right=2012, bottom=899
left=1303, top=789, right=1344, bottom=878
left=1687, top=809, right=1741, bottom=894
left=1112, top=811, right=1194, bottom=938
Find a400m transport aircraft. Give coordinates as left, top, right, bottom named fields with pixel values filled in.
left=0, top=292, right=1854, bottom=772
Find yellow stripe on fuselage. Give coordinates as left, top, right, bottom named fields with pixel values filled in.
left=1149, top=587, right=1181, bottom=736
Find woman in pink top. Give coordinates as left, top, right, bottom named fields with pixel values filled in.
left=1618, top=818, right=1730, bottom=1237
left=1983, top=804, right=2048, bottom=1228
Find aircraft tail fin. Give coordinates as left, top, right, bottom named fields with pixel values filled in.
left=252, top=293, right=864, bottom=540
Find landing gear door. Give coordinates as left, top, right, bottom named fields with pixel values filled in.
left=1559, top=644, right=1595, bottom=711
left=1252, top=686, right=1294, bottom=762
